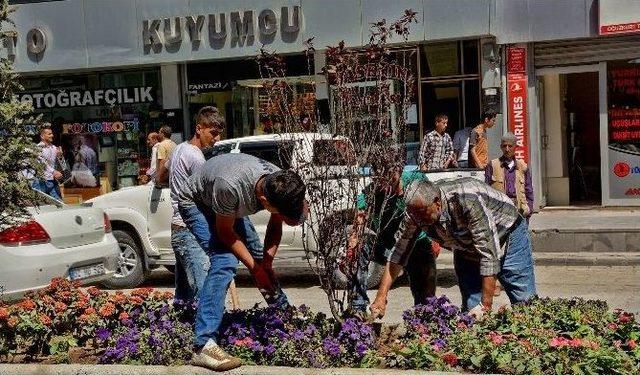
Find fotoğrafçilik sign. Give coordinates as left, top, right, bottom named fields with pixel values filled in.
left=15, top=87, right=155, bottom=109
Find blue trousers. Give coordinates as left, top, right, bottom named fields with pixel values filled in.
left=454, top=218, right=537, bottom=310
left=178, top=204, right=289, bottom=347
left=32, top=179, right=62, bottom=201
left=171, top=227, right=210, bottom=302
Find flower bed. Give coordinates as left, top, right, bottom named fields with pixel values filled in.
left=1, top=279, right=639, bottom=373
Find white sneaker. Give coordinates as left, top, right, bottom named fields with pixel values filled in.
left=191, top=340, right=242, bottom=371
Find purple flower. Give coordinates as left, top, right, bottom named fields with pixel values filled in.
left=323, top=337, right=341, bottom=356
left=96, top=328, right=111, bottom=341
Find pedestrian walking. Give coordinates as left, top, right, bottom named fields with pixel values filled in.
left=485, top=132, right=534, bottom=219
left=418, top=114, right=455, bottom=171
left=177, top=153, right=308, bottom=371
left=370, top=178, right=536, bottom=319
left=453, top=126, right=473, bottom=168
left=157, top=107, right=224, bottom=303
left=469, top=111, right=497, bottom=169
left=31, top=126, right=63, bottom=201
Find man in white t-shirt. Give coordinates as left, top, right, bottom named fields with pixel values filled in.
left=157, top=107, right=224, bottom=302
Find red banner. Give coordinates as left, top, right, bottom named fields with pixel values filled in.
left=506, top=45, right=529, bottom=163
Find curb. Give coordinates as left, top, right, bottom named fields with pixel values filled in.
left=0, top=364, right=459, bottom=375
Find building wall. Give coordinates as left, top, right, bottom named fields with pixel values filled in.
left=5, top=0, right=494, bottom=74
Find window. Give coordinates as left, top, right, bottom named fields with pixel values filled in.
left=239, top=141, right=293, bottom=169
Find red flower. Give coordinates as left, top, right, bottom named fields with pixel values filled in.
left=129, top=296, right=144, bottom=305
left=619, top=313, right=634, bottom=324
left=98, top=302, right=116, bottom=317
left=119, top=312, right=130, bottom=321
left=629, top=340, right=638, bottom=350
left=112, top=293, right=126, bottom=304
left=86, top=286, right=101, bottom=297
left=39, top=314, right=52, bottom=326
left=130, top=288, right=152, bottom=299
left=442, top=352, right=458, bottom=367
left=0, top=307, right=9, bottom=320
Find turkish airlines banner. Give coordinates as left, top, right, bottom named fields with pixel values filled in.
left=600, top=0, right=640, bottom=35
left=506, top=44, right=529, bottom=163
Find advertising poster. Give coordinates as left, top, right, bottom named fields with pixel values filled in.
left=608, top=61, right=640, bottom=199
left=61, top=133, right=100, bottom=188
left=506, top=44, right=529, bottom=163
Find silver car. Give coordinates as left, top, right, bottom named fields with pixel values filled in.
left=0, top=192, right=119, bottom=300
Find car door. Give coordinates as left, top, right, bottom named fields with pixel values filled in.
left=238, top=140, right=296, bottom=247
left=146, top=185, right=173, bottom=255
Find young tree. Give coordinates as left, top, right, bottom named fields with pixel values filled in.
left=257, top=10, right=418, bottom=319
left=0, top=0, right=42, bottom=230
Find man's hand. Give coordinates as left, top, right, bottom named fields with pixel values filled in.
left=138, top=175, right=150, bottom=184
left=369, top=297, right=387, bottom=321
left=481, top=275, right=497, bottom=310
left=53, top=170, right=62, bottom=180
left=431, top=241, right=441, bottom=259
left=251, top=264, right=275, bottom=293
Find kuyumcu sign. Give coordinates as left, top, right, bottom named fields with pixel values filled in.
left=142, top=6, right=301, bottom=52
left=16, top=87, right=155, bottom=109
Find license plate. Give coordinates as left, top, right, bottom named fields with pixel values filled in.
left=69, top=263, right=105, bottom=281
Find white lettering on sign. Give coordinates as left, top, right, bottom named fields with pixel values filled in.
left=15, top=87, right=155, bottom=109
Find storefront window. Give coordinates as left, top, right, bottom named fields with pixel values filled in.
left=607, top=60, right=640, bottom=200
left=187, top=54, right=315, bottom=139
left=19, top=69, right=165, bottom=198
left=420, top=40, right=480, bottom=134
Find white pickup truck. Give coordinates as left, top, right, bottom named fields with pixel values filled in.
left=87, top=133, right=485, bottom=288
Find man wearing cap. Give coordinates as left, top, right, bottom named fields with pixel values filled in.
left=177, top=152, right=308, bottom=371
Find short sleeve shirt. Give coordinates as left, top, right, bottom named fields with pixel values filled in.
left=166, top=142, right=205, bottom=226
left=156, top=139, right=177, bottom=161
left=469, top=125, right=488, bottom=167
left=179, top=153, right=280, bottom=218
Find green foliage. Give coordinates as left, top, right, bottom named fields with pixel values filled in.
left=0, top=0, right=42, bottom=230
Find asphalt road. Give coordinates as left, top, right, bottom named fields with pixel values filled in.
left=137, top=260, right=640, bottom=322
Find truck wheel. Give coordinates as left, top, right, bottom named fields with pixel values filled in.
left=332, top=261, right=385, bottom=290
left=101, top=230, right=146, bottom=289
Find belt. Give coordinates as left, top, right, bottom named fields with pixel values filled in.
left=171, top=224, right=188, bottom=232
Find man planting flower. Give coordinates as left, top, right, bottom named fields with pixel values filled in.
left=370, top=178, right=537, bottom=319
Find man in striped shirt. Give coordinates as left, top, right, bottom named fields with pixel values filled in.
left=370, top=178, right=536, bottom=318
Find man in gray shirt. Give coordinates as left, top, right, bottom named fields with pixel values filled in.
left=178, top=153, right=308, bottom=371
left=158, top=106, right=223, bottom=303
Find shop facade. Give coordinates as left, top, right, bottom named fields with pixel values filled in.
left=6, top=0, right=498, bottom=198
left=496, top=0, right=640, bottom=207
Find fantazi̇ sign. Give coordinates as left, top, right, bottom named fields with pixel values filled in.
left=142, top=6, right=301, bottom=52
left=62, top=120, right=139, bottom=134
left=16, top=87, right=155, bottom=109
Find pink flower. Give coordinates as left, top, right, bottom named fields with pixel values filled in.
left=488, top=332, right=505, bottom=345
left=549, top=337, right=566, bottom=348
left=614, top=340, right=622, bottom=349
left=568, top=338, right=582, bottom=348
left=607, top=323, right=618, bottom=330
left=234, top=337, right=254, bottom=347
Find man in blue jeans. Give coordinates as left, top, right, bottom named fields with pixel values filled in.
left=157, top=106, right=224, bottom=302
left=370, top=178, right=536, bottom=320
left=177, top=152, right=308, bottom=371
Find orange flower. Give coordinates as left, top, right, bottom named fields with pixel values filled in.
left=163, top=291, right=174, bottom=300
left=99, top=302, right=116, bottom=317
left=18, top=299, right=36, bottom=311
left=629, top=340, right=638, bottom=350
left=84, top=307, right=97, bottom=316
left=129, top=296, right=144, bottom=305
left=0, top=307, right=9, bottom=320
left=39, top=314, right=52, bottom=326
left=54, top=301, right=68, bottom=313
left=113, top=293, right=126, bottom=304
left=118, top=312, right=130, bottom=321
left=130, top=288, right=152, bottom=299
left=7, top=316, right=19, bottom=328
left=86, top=286, right=101, bottom=297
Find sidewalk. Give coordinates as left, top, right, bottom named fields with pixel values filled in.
left=528, top=207, right=640, bottom=257
left=0, top=364, right=457, bottom=375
